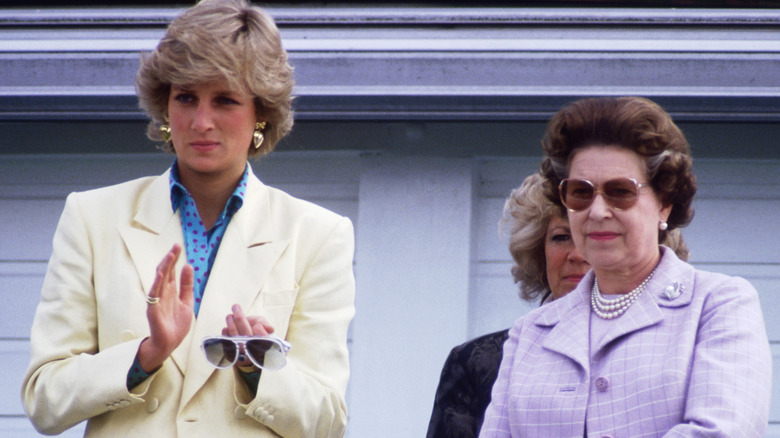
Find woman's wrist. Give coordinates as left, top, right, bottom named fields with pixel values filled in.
left=137, top=337, right=166, bottom=373
left=237, top=364, right=258, bottom=374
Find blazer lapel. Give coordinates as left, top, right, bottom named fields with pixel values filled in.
left=117, top=171, right=194, bottom=374
left=179, top=169, right=291, bottom=410
left=593, top=288, right=664, bottom=353
left=592, top=247, right=691, bottom=353
left=538, top=248, right=694, bottom=379
left=652, top=246, right=695, bottom=310
left=540, top=279, right=593, bottom=373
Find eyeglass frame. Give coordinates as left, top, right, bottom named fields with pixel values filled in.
left=558, top=177, right=651, bottom=212
left=200, top=335, right=292, bottom=371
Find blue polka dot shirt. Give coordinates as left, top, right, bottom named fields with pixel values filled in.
left=126, top=161, right=252, bottom=391
left=169, top=160, right=248, bottom=317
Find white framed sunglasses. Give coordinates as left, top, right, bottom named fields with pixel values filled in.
left=201, top=335, right=292, bottom=371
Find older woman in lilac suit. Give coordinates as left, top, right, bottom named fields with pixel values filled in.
left=480, top=97, right=771, bottom=437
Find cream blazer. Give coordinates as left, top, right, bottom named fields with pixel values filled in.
left=22, top=167, right=355, bottom=437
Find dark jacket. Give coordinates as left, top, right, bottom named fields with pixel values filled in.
left=426, top=329, right=510, bottom=438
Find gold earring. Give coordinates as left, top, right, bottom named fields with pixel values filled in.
left=159, top=122, right=171, bottom=143
left=253, top=122, right=266, bottom=149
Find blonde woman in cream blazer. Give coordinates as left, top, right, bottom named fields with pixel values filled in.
left=23, top=1, right=354, bottom=436
left=23, top=167, right=355, bottom=437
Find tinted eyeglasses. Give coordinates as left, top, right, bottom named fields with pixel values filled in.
left=559, top=177, right=650, bottom=212
left=201, top=335, right=291, bottom=371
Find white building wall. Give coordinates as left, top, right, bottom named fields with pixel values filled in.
left=351, top=154, right=474, bottom=436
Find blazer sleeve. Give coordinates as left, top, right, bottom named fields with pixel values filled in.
left=479, top=327, right=519, bottom=438
left=245, top=216, right=356, bottom=438
left=663, top=276, right=772, bottom=437
left=21, top=192, right=150, bottom=435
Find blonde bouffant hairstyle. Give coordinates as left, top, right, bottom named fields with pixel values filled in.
left=136, top=0, right=294, bottom=157
left=499, top=173, right=564, bottom=303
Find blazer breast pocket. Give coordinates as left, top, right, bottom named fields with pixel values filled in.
left=258, top=288, right=298, bottom=337
left=262, top=288, right=298, bottom=307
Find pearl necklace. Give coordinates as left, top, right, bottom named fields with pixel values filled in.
left=591, top=268, right=656, bottom=320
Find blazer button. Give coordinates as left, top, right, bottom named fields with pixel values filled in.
left=146, top=397, right=159, bottom=413
left=120, top=330, right=136, bottom=342
left=595, top=376, right=610, bottom=392
left=233, top=406, right=247, bottom=420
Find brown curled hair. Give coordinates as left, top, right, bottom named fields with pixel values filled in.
left=539, top=97, right=697, bottom=243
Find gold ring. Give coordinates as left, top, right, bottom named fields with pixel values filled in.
left=145, top=296, right=160, bottom=305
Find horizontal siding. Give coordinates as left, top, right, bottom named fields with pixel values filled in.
left=0, top=418, right=85, bottom=438
left=0, top=263, right=45, bottom=339
left=470, top=262, right=537, bottom=338
left=1, top=340, right=29, bottom=416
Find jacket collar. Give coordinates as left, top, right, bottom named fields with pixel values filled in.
left=533, top=246, right=694, bottom=370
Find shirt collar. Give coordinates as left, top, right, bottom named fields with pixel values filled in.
left=169, top=159, right=248, bottom=220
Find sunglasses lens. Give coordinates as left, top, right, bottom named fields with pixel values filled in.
left=202, top=336, right=289, bottom=370
left=561, top=178, right=640, bottom=211
left=246, top=339, right=286, bottom=370
left=203, top=338, right=238, bottom=368
left=603, top=178, right=639, bottom=209
left=561, top=179, right=594, bottom=211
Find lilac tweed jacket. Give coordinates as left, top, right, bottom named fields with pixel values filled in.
left=480, top=247, right=772, bottom=438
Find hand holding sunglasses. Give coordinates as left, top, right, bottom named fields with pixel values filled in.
left=559, top=177, right=650, bottom=212
left=201, top=335, right=291, bottom=371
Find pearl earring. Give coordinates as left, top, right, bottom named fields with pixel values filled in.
left=659, top=221, right=668, bottom=231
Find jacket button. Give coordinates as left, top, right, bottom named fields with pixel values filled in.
left=120, top=330, right=136, bottom=342
left=595, top=376, right=609, bottom=392
left=233, top=406, right=247, bottom=420
left=146, top=397, right=159, bottom=413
